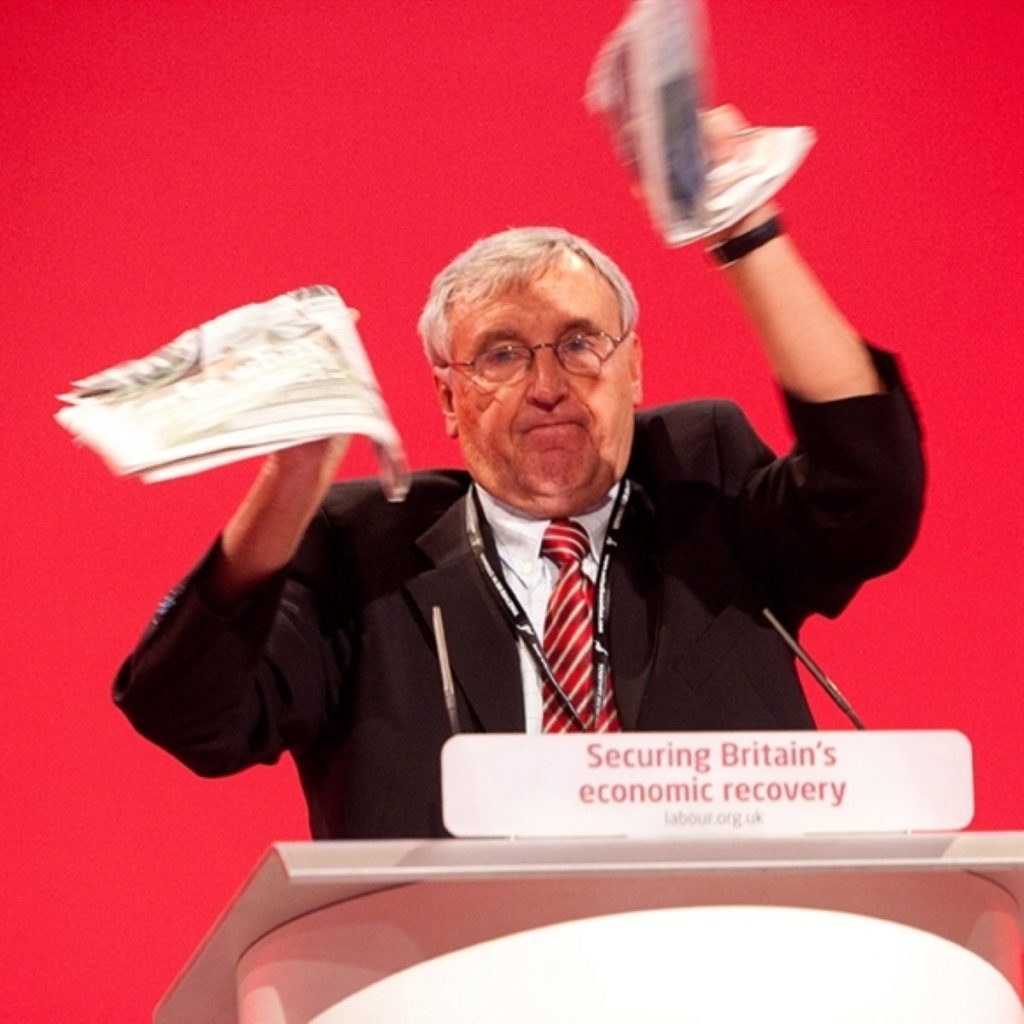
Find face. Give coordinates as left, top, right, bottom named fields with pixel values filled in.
left=434, top=253, right=643, bottom=519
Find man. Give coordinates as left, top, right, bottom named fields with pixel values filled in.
left=114, top=110, right=924, bottom=839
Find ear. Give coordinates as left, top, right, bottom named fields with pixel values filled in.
left=629, top=332, right=643, bottom=406
left=433, top=368, right=459, bottom=438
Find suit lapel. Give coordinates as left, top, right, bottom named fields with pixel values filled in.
left=405, top=496, right=525, bottom=732
left=607, top=484, right=660, bottom=729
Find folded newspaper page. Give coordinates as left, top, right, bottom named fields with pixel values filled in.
left=56, top=285, right=409, bottom=501
left=586, top=0, right=815, bottom=245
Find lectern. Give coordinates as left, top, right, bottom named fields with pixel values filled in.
left=155, top=833, right=1024, bottom=1022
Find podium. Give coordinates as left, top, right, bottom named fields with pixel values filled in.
left=155, top=833, right=1024, bottom=1023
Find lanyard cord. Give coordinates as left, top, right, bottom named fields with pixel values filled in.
left=464, top=479, right=630, bottom=730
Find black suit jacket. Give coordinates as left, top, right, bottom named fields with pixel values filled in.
left=115, top=353, right=923, bottom=838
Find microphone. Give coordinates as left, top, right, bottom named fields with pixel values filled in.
left=762, top=607, right=866, bottom=730
left=432, top=605, right=461, bottom=735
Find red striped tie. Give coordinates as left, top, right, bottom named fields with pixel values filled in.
left=541, top=519, right=620, bottom=732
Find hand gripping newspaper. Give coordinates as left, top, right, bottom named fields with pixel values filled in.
left=586, top=0, right=816, bottom=245
left=55, top=285, right=409, bottom=500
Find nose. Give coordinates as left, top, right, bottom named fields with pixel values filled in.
left=525, top=345, right=570, bottom=405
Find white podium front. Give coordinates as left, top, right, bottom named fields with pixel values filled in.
left=155, top=833, right=1024, bottom=1023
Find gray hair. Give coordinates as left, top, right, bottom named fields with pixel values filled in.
left=417, top=226, right=639, bottom=366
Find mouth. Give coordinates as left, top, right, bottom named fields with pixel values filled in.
left=518, top=420, right=587, bottom=449
left=520, top=415, right=586, bottom=434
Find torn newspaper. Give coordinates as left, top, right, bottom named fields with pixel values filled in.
left=56, top=285, right=409, bottom=500
left=586, top=0, right=816, bottom=245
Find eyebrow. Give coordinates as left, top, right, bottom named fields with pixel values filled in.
left=474, top=318, right=604, bottom=349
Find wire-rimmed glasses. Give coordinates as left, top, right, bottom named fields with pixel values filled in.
left=442, top=331, right=627, bottom=389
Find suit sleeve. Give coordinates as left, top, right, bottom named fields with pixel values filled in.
left=113, top=509, right=345, bottom=777
left=725, top=346, right=925, bottom=622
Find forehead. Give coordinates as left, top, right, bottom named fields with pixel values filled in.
left=449, top=254, right=620, bottom=350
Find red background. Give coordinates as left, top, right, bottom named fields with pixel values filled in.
left=3, top=1, right=1022, bottom=1018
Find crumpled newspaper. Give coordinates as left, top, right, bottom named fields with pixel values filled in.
left=56, top=285, right=409, bottom=500
left=586, top=0, right=815, bottom=245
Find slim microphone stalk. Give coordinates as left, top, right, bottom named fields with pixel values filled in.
left=762, top=607, right=866, bottom=730
left=432, top=605, right=461, bottom=735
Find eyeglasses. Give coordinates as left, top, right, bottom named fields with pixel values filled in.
left=443, top=331, right=627, bottom=388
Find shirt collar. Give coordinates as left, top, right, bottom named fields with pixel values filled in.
left=474, top=484, right=619, bottom=584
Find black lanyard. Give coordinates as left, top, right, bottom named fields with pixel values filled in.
left=464, top=479, right=630, bottom=729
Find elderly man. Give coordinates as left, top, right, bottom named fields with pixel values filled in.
left=115, top=128, right=924, bottom=838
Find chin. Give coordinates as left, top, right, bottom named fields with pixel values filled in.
left=521, top=476, right=614, bottom=518
left=474, top=449, right=618, bottom=516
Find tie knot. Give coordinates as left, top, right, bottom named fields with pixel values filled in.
left=542, top=519, right=590, bottom=568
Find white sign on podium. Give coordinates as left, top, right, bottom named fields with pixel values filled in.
left=441, top=730, right=973, bottom=837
